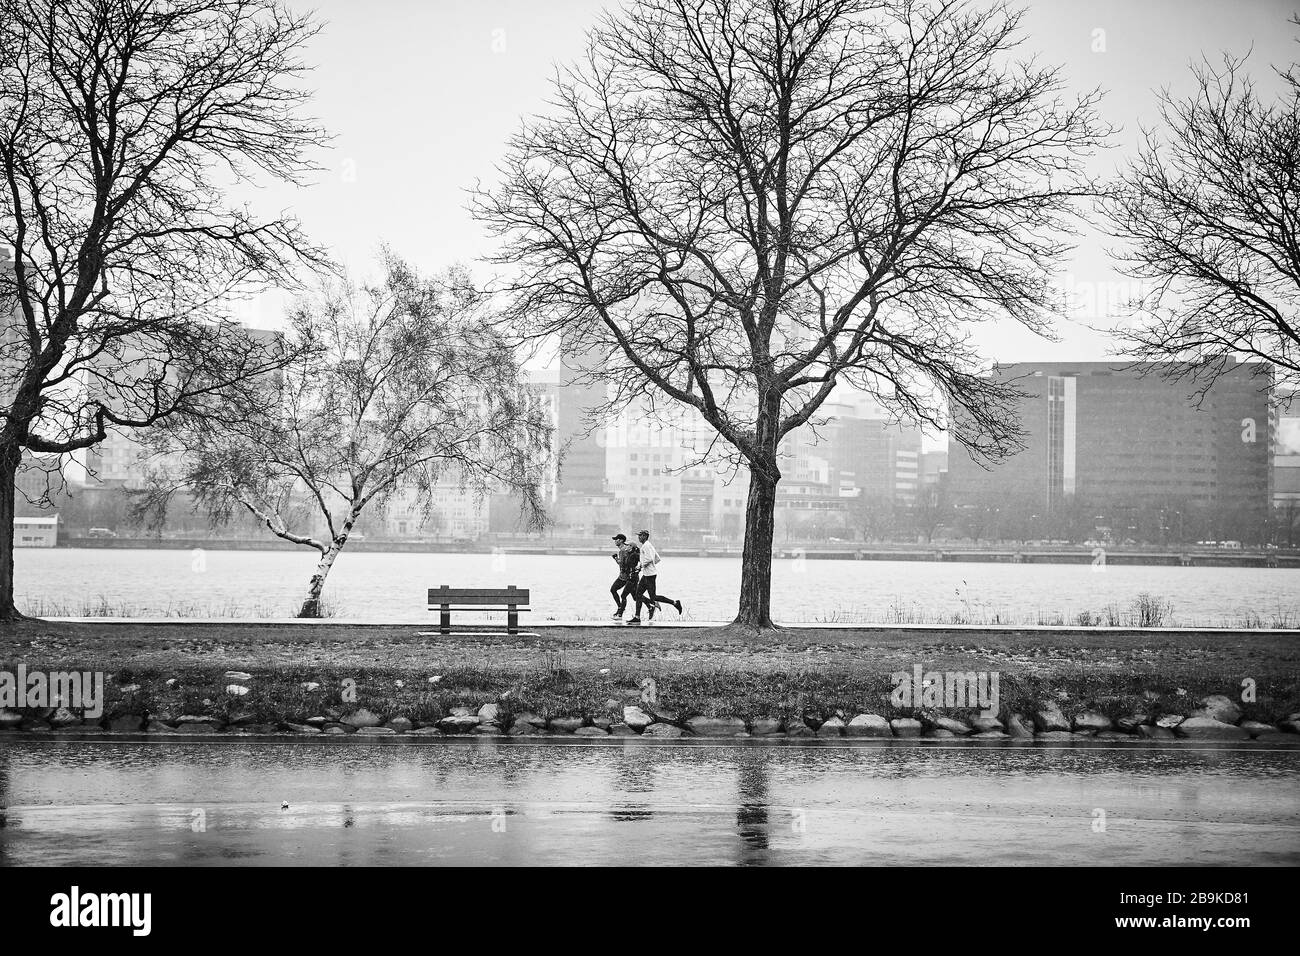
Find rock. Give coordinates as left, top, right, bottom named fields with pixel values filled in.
left=0, top=709, right=24, bottom=728
left=846, top=714, right=892, bottom=737
left=622, top=706, right=654, bottom=731
left=549, top=716, right=585, bottom=733
left=225, top=685, right=250, bottom=697
left=408, top=726, right=444, bottom=735
left=449, top=706, right=475, bottom=717
left=608, top=723, right=637, bottom=736
left=785, top=718, right=814, bottom=737
left=386, top=717, right=413, bottom=733
left=1155, top=715, right=1185, bottom=729
left=285, top=723, right=321, bottom=734
left=49, top=708, right=81, bottom=728
left=513, top=711, right=546, bottom=728
left=973, top=730, right=1009, bottom=739
left=969, top=715, right=1004, bottom=733
left=1072, top=711, right=1112, bottom=733
left=1137, top=725, right=1175, bottom=739
left=817, top=716, right=845, bottom=737
left=923, top=728, right=956, bottom=738
left=574, top=726, right=608, bottom=736
left=890, top=717, right=923, bottom=737
left=591, top=717, right=613, bottom=730
left=507, top=719, right=538, bottom=735
left=355, top=726, right=397, bottom=736
left=686, top=716, right=747, bottom=737
left=438, top=715, right=480, bottom=732
left=175, top=714, right=221, bottom=725
left=750, top=717, right=782, bottom=735
left=341, top=708, right=383, bottom=729
left=224, top=671, right=253, bottom=682
left=118, top=684, right=141, bottom=693
left=1239, top=720, right=1278, bottom=737
left=324, top=706, right=343, bottom=720
left=1035, top=730, right=1075, bottom=741
left=107, top=715, right=144, bottom=732
left=144, top=719, right=176, bottom=734
left=175, top=722, right=220, bottom=734
left=1006, top=714, right=1036, bottom=739
left=226, top=708, right=257, bottom=725
left=322, top=724, right=351, bottom=735
left=478, top=703, right=500, bottom=721
left=472, top=723, right=502, bottom=734
left=646, top=705, right=680, bottom=724
left=1116, top=714, right=1149, bottom=731
left=305, top=716, right=327, bottom=725
left=927, top=716, right=972, bottom=735
left=1175, top=717, right=1249, bottom=740
left=1192, top=694, right=1241, bottom=724
left=1033, top=701, right=1070, bottom=732
left=642, top=722, right=682, bottom=738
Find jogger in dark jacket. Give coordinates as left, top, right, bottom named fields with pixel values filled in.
left=609, top=534, right=640, bottom=619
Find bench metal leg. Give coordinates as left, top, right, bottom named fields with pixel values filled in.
left=507, top=605, right=518, bottom=634
left=440, top=605, right=451, bottom=635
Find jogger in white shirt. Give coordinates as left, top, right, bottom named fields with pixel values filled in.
left=627, top=530, right=684, bottom=624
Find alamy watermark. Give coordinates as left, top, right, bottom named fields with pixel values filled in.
left=889, top=663, right=1000, bottom=717
left=0, top=666, right=105, bottom=718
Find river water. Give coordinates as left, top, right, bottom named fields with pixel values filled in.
left=1, top=737, right=1296, bottom=866
left=13, top=547, right=1300, bottom=624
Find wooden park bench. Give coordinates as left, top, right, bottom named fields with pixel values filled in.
left=427, top=585, right=531, bottom=635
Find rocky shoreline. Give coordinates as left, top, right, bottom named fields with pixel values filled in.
left=2, top=681, right=1297, bottom=743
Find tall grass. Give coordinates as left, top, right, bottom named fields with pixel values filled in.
left=18, top=594, right=344, bottom=619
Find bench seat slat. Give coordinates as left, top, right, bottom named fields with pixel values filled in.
left=428, top=606, right=532, bottom=612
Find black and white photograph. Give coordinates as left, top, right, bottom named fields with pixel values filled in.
left=0, top=0, right=1296, bottom=932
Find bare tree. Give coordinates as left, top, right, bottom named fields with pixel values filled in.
left=473, top=0, right=1108, bottom=629
left=1108, top=16, right=1300, bottom=395
left=0, top=0, right=328, bottom=620
left=146, top=252, right=553, bottom=618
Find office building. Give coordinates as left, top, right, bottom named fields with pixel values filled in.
left=946, top=361, right=1274, bottom=538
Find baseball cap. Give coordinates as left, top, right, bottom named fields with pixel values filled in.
left=637, top=529, right=650, bottom=536
left=612, top=533, right=626, bottom=542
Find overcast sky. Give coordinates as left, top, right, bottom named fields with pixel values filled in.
left=240, top=0, right=1299, bottom=369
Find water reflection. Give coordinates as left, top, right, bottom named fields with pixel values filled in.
left=0, top=738, right=1297, bottom=866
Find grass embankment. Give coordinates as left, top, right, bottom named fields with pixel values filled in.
left=2, top=620, right=1298, bottom=728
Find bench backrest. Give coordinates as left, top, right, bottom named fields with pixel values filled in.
left=428, top=585, right=529, bottom=606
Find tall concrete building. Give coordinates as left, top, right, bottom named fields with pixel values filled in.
left=946, top=361, right=1274, bottom=537
left=555, top=343, right=608, bottom=496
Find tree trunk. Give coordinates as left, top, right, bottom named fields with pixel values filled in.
left=734, top=460, right=779, bottom=630
left=299, top=544, right=341, bottom=618
left=0, top=444, right=22, bottom=622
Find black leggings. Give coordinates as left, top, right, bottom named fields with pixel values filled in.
left=634, top=575, right=675, bottom=615
left=611, top=576, right=638, bottom=611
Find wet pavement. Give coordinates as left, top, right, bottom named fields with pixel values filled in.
left=1, top=737, right=1297, bottom=865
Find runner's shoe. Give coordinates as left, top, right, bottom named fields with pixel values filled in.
left=611, top=610, right=624, bottom=619
left=626, top=617, right=642, bottom=625
left=674, top=600, right=683, bottom=615
left=648, top=605, right=656, bottom=621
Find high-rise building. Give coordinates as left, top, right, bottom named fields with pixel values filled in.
left=946, top=361, right=1274, bottom=537
left=555, top=343, right=608, bottom=496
